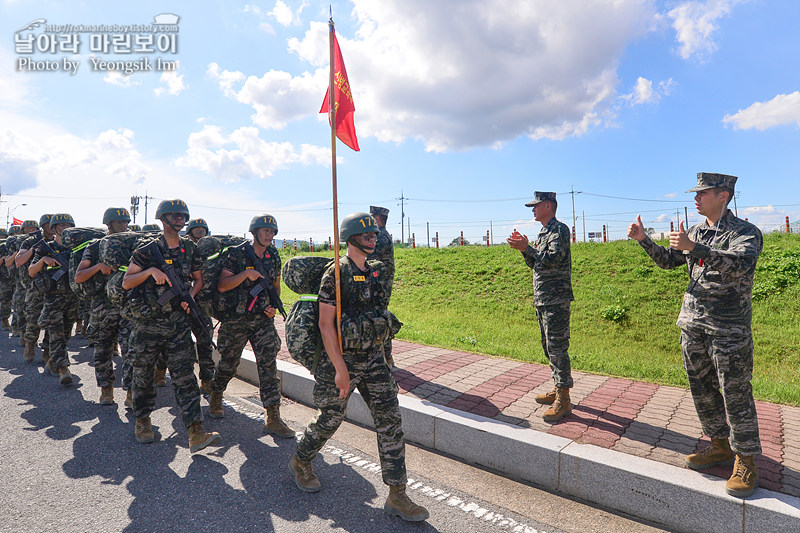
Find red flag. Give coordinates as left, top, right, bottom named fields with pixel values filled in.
left=320, top=31, right=360, bottom=152
left=12, top=217, right=23, bottom=225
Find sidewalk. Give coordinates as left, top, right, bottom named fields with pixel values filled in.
left=241, top=321, right=800, bottom=533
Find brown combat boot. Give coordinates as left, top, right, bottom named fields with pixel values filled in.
left=684, top=438, right=735, bottom=471
left=154, top=367, right=167, bottom=387
left=24, top=342, right=36, bottom=362
left=188, top=421, right=221, bottom=453
left=58, top=367, right=73, bottom=385
left=265, top=405, right=295, bottom=438
left=45, top=357, right=58, bottom=376
left=542, top=387, right=572, bottom=423
left=18, top=335, right=25, bottom=346
left=124, top=389, right=133, bottom=409
left=1, top=318, right=10, bottom=330
left=289, top=455, right=321, bottom=492
left=208, top=391, right=224, bottom=418
left=99, top=386, right=115, bottom=405
left=135, top=417, right=155, bottom=443
left=384, top=484, right=430, bottom=522
left=535, top=387, right=557, bottom=405
left=200, top=379, right=212, bottom=395
left=726, top=454, right=759, bottom=498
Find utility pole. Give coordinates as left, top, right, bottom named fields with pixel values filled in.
left=407, top=217, right=410, bottom=245
left=489, top=220, right=493, bottom=245
left=130, top=196, right=140, bottom=223
left=733, top=191, right=739, bottom=217
left=582, top=210, right=586, bottom=242
left=570, top=186, right=580, bottom=236
left=397, top=190, right=407, bottom=244
left=426, top=222, right=430, bottom=248
left=684, top=206, right=689, bottom=227
left=143, top=192, right=155, bottom=224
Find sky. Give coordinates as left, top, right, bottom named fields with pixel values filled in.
left=1, top=0, right=798, bottom=245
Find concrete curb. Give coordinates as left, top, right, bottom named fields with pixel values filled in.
left=236, top=351, right=800, bottom=533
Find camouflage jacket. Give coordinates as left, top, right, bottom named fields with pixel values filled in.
left=319, top=257, right=389, bottom=317
left=638, top=210, right=763, bottom=335
left=31, top=239, right=71, bottom=294
left=130, top=234, right=201, bottom=315
left=521, top=217, right=574, bottom=306
left=0, top=241, right=8, bottom=281
left=221, top=242, right=281, bottom=316
left=368, top=226, right=394, bottom=280
left=80, top=240, right=109, bottom=298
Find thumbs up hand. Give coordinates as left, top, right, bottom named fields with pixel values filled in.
left=627, top=214, right=647, bottom=242
left=669, top=221, right=696, bottom=251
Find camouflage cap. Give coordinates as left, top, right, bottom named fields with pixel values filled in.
left=369, top=206, right=390, bottom=217
left=525, top=191, right=556, bottom=207
left=686, top=172, right=738, bottom=193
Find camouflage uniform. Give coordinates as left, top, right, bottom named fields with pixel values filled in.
left=295, top=256, right=407, bottom=486
left=11, top=241, right=28, bottom=333
left=33, top=241, right=79, bottom=371
left=128, top=235, right=204, bottom=428
left=368, top=206, right=394, bottom=362
left=20, top=234, right=48, bottom=349
left=211, top=242, right=282, bottom=407
left=520, top=216, right=574, bottom=389
left=192, top=308, right=215, bottom=383
left=81, top=240, right=126, bottom=388
left=0, top=240, right=13, bottom=326
left=638, top=209, right=763, bottom=455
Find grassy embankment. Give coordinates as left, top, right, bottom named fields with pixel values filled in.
left=278, top=233, right=800, bottom=405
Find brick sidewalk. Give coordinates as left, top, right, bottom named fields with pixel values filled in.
left=273, top=322, right=800, bottom=498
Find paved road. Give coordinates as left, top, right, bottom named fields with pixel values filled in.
left=0, top=331, right=669, bottom=533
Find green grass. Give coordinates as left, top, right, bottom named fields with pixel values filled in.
left=277, top=234, right=800, bottom=405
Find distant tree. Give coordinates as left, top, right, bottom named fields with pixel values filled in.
left=448, top=237, right=470, bottom=247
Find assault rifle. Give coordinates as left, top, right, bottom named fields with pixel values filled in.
left=241, top=243, right=287, bottom=319
left=37, top=238, right=70, bottom=282
left=138, top=240, right=217, bottom=348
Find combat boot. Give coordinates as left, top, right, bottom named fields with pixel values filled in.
left=58, top=367, right=73, bottom=385
left=289, top=455, right=321, bottom=492
left=188, top=421, right=220, bottom=453
left=265, top=405, right=295, bottom=438
left=99, top=386, right=115, bottom=405
left=18, top=335, right=25, bottom=346
left=542, top=387, right=572, bottom=423
left=45, top=357, right=58, bottom=376
left=124, top=389, right=133, bottom=409
left=726, top=454, right=759, bottom=498
left=535, top=387, right=557, bottom=405
left=12, top=325, right=21, bottom=336
left=208, top=391, right=224, bottom=418
left=24, top=342, right=36, bottom=362
left=384, top=484, right=430, bottom=522
left=135, top=417, right=155, bottom=443
left=154, top=367, right=167, bottom=387
left=684, top=438, right=735, bottom=471
left=1, top=318, right=10, bottom=330
left=200, top=379, right=212, bottom=395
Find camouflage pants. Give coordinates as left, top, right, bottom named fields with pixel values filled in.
left=129, top=313, right=202, bottom=428
left=0, top=281, right=13, bottom=323
left=118, top=318, right=132, bottom=390
left=192, top=307, right=216, bottom=382
left=212, top=314, right=281, bottom=407
left=295, top=350, right=407, bottom=486
left=88, top=297, right=123, bottom=388
left=681, top=327, right=761, bottom=455
left=12, top=284, right=26, bottom=331
left=536, top=302, right=573, bottom=389
left=38, top=290, right=79, bottom=371
left=24, top=289, right=47, bottom=346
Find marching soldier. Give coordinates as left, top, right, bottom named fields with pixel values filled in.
left=18, top=215, right=54, bottom=363
left=290, top=212, right=429, bottom=522
left=185, top=217, right=215, bottom=393
left=0, top=228, right=12, bottom=330
left=368, top=206, right=395, bottom=367
left=628, top=172, right=763, bottom=498
left=122, top=199, right=220, bottom=453
left=10, top=220, right=39, bottom=340
left=507, top=192, right=576, bottom=423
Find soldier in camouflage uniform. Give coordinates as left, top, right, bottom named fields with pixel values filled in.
left=141, top=223, right=169, bottom=386
left=629, top=173, right=763, bottom=498
left=3, top=226, right=24, bottom=334
left=10, top=220, right=40, bottom=340
left=19, top=215, right=54, bottom=363
left=291, top=212, right=429, bottom=523
left=508, top=192, right=575, bottom=423
left=75, top=207, right=130, bottom=405
left=122, top=199, right=220, bottom=453
left=368, top=206, right=395, bottom=367
left=208, top=214, right=294, bottom=437
left=185, top=217, right=215, bottom=393
left=29, top=214, right=79, bottom=385
left=0, top=228, right=12, bottom=330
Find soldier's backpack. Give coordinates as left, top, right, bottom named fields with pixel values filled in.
left=282, top=255, right=401, bottom=374
left=62, top=227, right=106, bottom=298
left=195, top=234, right=247, bottom=320
left=100, top=231, right=156, bottom=312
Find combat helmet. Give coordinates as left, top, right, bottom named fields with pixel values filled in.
left=187, top=218, right=209, bottom=233
left=340, top=212, right=378, bottom=241
left=39, top=214, right=52, bottom=227
left=249, top=214, right=278, bottom=235
left=127, top=224, right=142, bottom=232
left=103, top=207, right=132, bottom=225
left=0, top=228, right=7, bottom=239
left=155, top=198, right=189, bottom=232
left=8, top=225, right=22, bottom=236
left=141, top=224, right=161, bottom=233
left=21, top=219, right=39, bottom=230
left=49, top=213, right=75, bottom=229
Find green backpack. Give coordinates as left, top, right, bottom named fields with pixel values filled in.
left=99, top=231, right=156, bottom=312
left=62, top=227, right=106, bottom=299
left=195, top=235, right=247, bottom=320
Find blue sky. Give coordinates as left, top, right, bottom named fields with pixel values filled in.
left=1, top=0, right=798, bottom=245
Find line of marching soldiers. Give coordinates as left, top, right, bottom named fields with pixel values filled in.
left=0, top=200, right=429, bottom=523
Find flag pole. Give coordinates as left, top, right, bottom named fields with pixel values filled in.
left=328, top=14, right=343, bottom=353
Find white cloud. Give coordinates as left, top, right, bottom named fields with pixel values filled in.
left=259, top=23, right=276, bottom=35
left=667, top=0, right=743, bottom=60
left=722, top=91, right=800, bottom=131
left=176, top=124, right=330, bottom=182
left=620, top=77, right=676, bottom=105
left=214, top=0, right=656, bottom=151
left=154, top=63, right=186, bottom=96
left=664, top=192, right=678, bottom=199
left=656, top=214, right=671, bottom=223
left=103, top=71, right=142, bottom=88
left=270, top=1, right=294, bottom=27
